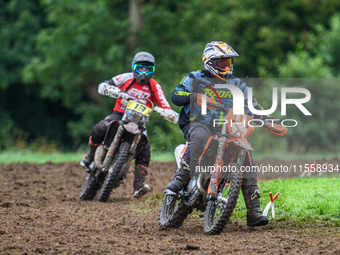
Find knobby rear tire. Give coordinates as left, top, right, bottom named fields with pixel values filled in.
left=79, top=173, right=101, bottom=201
left=97, top=142, right=131, bottom=202
left=159, top=194, right=193, bottom=229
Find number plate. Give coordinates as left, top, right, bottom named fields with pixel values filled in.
left=126, top=101, right=152, bottom=116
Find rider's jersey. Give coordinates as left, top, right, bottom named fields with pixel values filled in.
left=102, top=72, right=171, bottom=113
left=170, top=70, right=262, bottom=131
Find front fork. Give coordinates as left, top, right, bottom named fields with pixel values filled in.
left=207, top=138, right=246, bottom=200
left=206, top=136, right=226, bottom=200
left=119, top=133, right=142, bottom=181
left=102, top=125, right=125, bottom=171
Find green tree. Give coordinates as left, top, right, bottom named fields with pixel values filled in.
left=23, top=0, right=131, bottom=146
left=277, top=15, right=340, bottom=152
left=0, top=0, right=47, bottom=149
left=2, top=0, right=340, bottom=153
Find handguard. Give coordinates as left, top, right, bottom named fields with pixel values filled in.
left=98, top=83, right=122, bottom=98
left=263, top=121, right=287, bottom=137
left=154, top=107, right=179, bottom=124
left=162, top=109, right=179, bottom=124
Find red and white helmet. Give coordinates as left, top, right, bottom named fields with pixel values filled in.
left=202, top=41, right=239, bottom=80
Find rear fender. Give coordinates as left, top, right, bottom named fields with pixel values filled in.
left=174, top=144, right=187, bottom=168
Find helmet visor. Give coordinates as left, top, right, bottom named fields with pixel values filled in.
left=214, top=58, right=233, bottom=70
left=133, top=64, right=155, bottom=75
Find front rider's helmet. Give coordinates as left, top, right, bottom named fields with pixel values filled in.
left=202, top=41, right=239, bottom=80
left=132, top=52, right=155, bottom=85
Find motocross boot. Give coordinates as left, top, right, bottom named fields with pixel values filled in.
left=80, top=136, right=99, bottom=167
left=166, top=159, right=191, bottom=193
left=242, top=179, right=269, bottom=227
left=133, top=164, right=150, bottom=198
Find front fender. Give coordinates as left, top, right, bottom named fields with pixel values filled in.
left=123, top=122, right=141, bottom=134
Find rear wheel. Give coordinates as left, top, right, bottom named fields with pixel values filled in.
left=159, top=194, right=193, bottom=229
left=79, top=173, right=101, bottom=201
left=97, top=142, right=131, bottom=202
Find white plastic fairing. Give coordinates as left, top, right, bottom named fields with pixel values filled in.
left=174, top=144, right=185, bottom=168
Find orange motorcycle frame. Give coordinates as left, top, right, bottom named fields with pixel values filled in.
left=197, top=110, right=255, bottom=196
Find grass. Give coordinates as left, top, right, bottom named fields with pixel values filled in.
left=150, top=151, right=176, bottom=162
left=0, top=151, right=84, bottom=163
left=0, top=150, right=176, bottom=163
left=136, top=177, right=340, bottom=229
left=1, top=149, right=338, bottom=164
left=232, top=177, right=340, bottom=227
left=252, top=152, right=340, bottom=161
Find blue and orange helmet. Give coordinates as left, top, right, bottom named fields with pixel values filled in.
left=202, top=41, right=239, bottom=80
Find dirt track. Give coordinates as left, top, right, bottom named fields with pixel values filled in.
left=0, top=160, right=339, bottom=254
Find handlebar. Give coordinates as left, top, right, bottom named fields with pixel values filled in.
left=252, top=119, right=273, bottom=130
left=107, top=89, right=179, bottom=124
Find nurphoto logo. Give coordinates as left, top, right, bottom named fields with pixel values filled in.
left=200, top=84, right=312, bottom=128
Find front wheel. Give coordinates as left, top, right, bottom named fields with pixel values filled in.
left=97, top=142, right=131, bottom=202
left=203, top=170, right=242, bottom=235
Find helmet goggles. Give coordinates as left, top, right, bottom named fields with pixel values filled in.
left=132, top=63, right=155, bottom=75
left=212, top=58, right=233, bottom=72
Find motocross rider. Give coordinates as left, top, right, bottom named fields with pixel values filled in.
left=166, top=41, right=287, bottom=227
left=81, top=51, right=176, bottom=198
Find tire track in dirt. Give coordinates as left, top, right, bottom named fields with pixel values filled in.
left=0, top=161, right=339, bottom=254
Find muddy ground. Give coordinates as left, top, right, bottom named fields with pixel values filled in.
left=0, top=159, right=339, bottom=254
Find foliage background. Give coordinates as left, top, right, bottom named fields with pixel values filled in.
left=1, top=0, right=340, bottom=154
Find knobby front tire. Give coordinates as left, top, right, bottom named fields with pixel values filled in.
left=203, top=171, right=242, bottom=235
left=97, top=142, right=131, bottom=202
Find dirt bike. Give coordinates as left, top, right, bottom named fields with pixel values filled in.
left=79, top=91, right=178, bottom=202
left=159, top=102, right=287, bottom=235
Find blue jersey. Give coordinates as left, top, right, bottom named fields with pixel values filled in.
left=170, top=70, right=261, bottom=131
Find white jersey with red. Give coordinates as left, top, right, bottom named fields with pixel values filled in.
left=106, top=72, right=171, bottom=113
